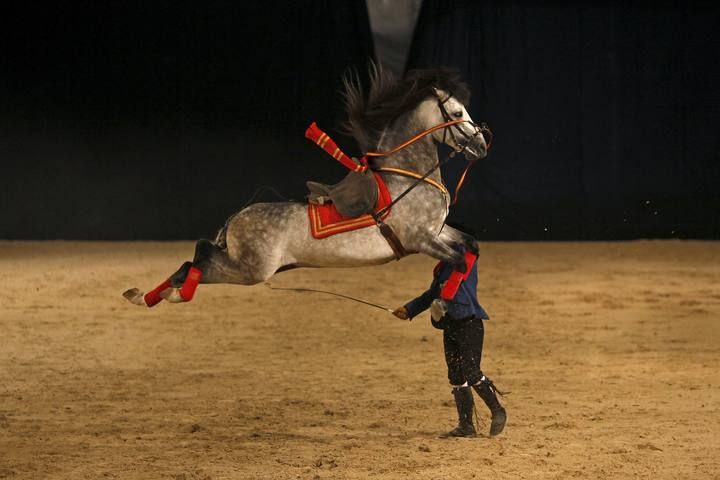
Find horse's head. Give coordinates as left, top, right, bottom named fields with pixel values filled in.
left=424, top=88, right=490, bottom=162
left=343, top=64, right=492, bottom=161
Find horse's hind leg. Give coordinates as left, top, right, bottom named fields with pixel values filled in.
left=160, top=238, right=272, bottom=303
left=154, top=240, right=212, bottom=304
left=123, top=261, right=193, bottom=307
left=124, top=237, right=277, bottom=306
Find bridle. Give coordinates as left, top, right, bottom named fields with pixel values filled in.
left=304, top=94, right=493, bottom=260
left=367, top=92, right=493, bottom=216
left=435, top=92, right=494, bottom=205
left=435, top=92, right=493, bottom=159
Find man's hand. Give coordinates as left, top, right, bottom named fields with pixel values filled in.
left=392, top=306, right=409, bottom=320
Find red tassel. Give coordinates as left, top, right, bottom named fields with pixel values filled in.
left=143, top=278, right=172, bottom=307
left=304, top=121, right=324, bottom=143
left=305, top=122, right=367, bottom=172
left=179, top=266, right=203, bottom=302
left=440, top=251, right=477, bottom=301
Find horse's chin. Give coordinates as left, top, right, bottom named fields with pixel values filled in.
left=462, top=144, right=487, bottom=161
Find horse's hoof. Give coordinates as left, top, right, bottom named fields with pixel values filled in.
left=159, top=287, right=186, bottom=303
left=123, top=288, right=147, bottom=306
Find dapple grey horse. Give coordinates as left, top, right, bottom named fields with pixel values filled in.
left=124, top=66, right=489, bottom=306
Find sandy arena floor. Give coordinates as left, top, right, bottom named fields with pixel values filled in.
left=0, top=241, right=718, bottom=479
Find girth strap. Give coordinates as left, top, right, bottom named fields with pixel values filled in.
left=368, top=167, right=450, bottom=260
left=373, top=215, right=412, bottom=260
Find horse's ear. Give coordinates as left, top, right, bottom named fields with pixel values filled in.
left=432, top=86, right=447, bottom=101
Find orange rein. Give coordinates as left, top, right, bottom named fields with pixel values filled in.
left=364, top=119, right=467, bottom=157
left=306, top=118, right=484, bottom=206
left=452, top=163, right=473, bottom=205
left=363, top=118, right=475, bottom=205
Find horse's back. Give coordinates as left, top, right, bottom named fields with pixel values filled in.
left=224, top=200, right=397, bottom=269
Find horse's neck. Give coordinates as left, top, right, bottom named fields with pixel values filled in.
left=372, top=126, right=440, bottom=179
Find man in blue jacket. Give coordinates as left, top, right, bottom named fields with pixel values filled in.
left=393, top=248, right=507, bottom=438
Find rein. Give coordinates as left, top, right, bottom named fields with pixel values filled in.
left=371, top=128, right=481, bottom=219
left=363, top=118, right=475, bottom=208
left=373, top=167, right=449, bottom=198
left=305, top=97, right=492, bottom=259
left=363, top=116, right=486, bottom=260
left=364, top=119, right=468, bottom=158
left=363, top=99, right=493, bottom=209
left=305, top=117, right=484, bottom=208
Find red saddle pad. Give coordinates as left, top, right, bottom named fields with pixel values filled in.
left=308, top=172, right=392, bottom=239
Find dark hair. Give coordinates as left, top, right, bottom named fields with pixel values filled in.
left=342, top=62, right=471, bottom=151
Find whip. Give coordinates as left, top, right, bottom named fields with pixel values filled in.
left=264, top=283, right=395, bottom=314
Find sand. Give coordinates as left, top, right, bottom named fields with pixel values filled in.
left=0, top=240, right=718, bottom=479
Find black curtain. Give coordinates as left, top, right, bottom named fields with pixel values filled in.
left=408, top=1, right=720, bottom=239
left=2, top=2, right=719, bottom=240
left=1, top=1, right=374, bottom=239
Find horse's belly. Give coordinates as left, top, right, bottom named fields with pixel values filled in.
left=290, top=226, right=398, bottom=267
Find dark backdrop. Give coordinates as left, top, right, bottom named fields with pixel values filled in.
left=2, top=1, right=719, bottom=240
left=410, top=1, right=720, bottom=239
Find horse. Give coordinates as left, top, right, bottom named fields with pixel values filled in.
left=123, top=65, right=490, bottom=307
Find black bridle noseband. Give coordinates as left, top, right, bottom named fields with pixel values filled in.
left=436, top=92, right=493, bottom=156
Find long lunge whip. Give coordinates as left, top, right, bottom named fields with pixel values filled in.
left=264, top=283, right=394, bottom=314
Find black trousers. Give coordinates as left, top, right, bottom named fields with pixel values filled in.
left=442, top=317, right=485, bottom=386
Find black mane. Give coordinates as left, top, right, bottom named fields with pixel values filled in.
left=342, top=63, right=471, bottom=152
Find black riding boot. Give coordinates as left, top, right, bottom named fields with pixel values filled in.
left=443, top=387, right=476, bottom=437
left=473, top=377, right=507, bottom=436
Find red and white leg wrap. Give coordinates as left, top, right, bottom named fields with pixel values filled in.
left=440, top=251, right=477, bottom=301
left=143, top=278, right=173, bottom=307
left=179, top=266, right=203, bottom=301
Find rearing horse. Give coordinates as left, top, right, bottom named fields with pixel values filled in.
left=124, top=66, right=489, bottom=307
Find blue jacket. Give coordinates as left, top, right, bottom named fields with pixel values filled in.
left=404, top=260, right=489, bottom=321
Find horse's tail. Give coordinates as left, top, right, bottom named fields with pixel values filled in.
left=214, top=223, right=228, bottom=249
left=214, top=212, right=238, bottom=250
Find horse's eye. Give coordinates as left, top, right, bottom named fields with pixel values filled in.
left=452, top=111, right=463, bottom=118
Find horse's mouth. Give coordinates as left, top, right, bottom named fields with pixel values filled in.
left=460, top=141, right=487, bottom=161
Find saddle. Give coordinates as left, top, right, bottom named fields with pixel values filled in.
left=306, top=169, right=378, bottom=218
left=303, top=122, right=406, bottom=259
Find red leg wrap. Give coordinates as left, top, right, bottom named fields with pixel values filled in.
left=179, top=266, right=203, bottom=302
left=440, top=251, right=478, bottom=301
left=143, top=278, right=172, bottom=307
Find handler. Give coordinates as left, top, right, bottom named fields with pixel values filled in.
left=393, top=247, right=507, bottom=438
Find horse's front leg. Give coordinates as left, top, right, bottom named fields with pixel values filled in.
left=438, top=225, right=479, bottom=255
left=409, top=232, right=467, bottom=271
